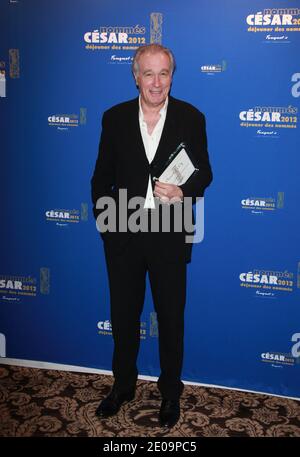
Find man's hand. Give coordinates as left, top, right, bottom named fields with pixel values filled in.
left=153, top=181, right=183, bottom=203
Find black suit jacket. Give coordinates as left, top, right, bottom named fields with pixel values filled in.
left=91, top=95, right=212, bottom=262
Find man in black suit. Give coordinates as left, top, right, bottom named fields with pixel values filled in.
left=91, top=44, right=212, bottom=428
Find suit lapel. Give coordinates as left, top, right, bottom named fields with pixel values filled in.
left=126, top=97, right=149, bottom=169
left=152, top=96, right=179, bottom=168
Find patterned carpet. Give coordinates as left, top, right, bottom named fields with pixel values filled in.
left=0, top=364, right=300, bottom=437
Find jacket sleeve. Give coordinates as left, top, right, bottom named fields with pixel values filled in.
left=90, top=110, right=116, bottom=220
left=179, top=110, right=212, bottom=199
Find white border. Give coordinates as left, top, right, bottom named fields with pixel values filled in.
left=1, top=357, right=299, bottom=401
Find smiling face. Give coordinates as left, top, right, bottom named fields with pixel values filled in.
left=135, top=51, right=172, bottom=110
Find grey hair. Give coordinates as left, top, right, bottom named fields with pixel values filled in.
left=132, top=44, right=176, bottom=77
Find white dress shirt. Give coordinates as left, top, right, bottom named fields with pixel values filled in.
left=139, top=96, right=168, bottom=209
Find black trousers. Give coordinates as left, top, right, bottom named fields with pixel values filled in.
left=104, top=231, right=187, bottom=400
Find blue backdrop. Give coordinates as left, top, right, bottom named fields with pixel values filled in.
left=1, top=0, right=300, bottom=399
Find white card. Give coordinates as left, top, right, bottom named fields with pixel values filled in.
left=157, top=148, right=196, bottom=185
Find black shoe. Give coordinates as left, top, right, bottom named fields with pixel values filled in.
left=96, top=389, right=135, bottom=418
left=159, top=399, right=180, bottom=428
